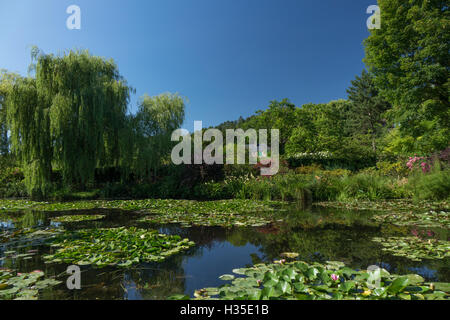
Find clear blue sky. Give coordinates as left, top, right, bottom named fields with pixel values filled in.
left=0, top=0, right=376, bottom=130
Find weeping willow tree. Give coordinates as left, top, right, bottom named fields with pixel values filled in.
left=132, top=93, right=186, bottom=179
left=6, top=49, right=132, bottom=198
left=0, top=70, right=20, bottom=155
left=7, top=76, right=52, bottom=198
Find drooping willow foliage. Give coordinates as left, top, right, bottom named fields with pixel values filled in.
left=131, top=93, right=186, bottom=179
left=3, top=49, right=186, bottom=198
left=0, top=70, right=19, bottom=155
left=38, top=50, right=132, bottom=187
left=7, top=76, right=52, bottom=198
left=6, top=50, right=133, bottom=198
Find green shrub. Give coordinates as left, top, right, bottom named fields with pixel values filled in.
left=0, top=180, right=28, bottom=198
left=0, top=157, right=27, bottom=198
left=407, top=164, right=450, bottom=200
left=320, top=169, right=352, bottom=177
left=335, top=173, right=398, bottom=201
left=376, top=160, right=409, bottom=177
left=286, top=152, right=376, bottom=171
left=308, top=175, right=341, bottom=201
left=295, top=164, right=322, bottom=174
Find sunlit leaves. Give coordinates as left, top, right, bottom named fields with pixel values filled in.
left=179, top=261, right=450, bottom=300
left=43, top=227, right=195, bottom=267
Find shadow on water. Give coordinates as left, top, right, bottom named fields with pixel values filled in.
left=1, top=204, right=449, bottom=300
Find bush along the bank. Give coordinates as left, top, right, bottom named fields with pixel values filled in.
left=0, top=153, right=448, bottom=202
left=0, top=159, right=27, bottom=198
left=286, top=152, right=376, bottom=171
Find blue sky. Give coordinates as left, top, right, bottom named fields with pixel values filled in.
left=0, top=0, right=376, bottom=130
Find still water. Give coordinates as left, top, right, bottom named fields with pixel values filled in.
left=1, top=205, right=449, bottom=299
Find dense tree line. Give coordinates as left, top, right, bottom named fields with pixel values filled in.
left=214, top=0, right=448, bottom=163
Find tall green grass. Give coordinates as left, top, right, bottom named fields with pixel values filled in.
left=406, top=163, right=450, bottom=200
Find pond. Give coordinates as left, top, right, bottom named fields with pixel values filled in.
left=0, top=203, right=449, bottom=300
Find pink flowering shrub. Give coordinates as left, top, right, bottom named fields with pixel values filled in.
left=406, top=156, right=430, bottom=173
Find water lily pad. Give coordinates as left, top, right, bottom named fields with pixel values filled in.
left=281, top=252, right=299, bottom=259
left=43, top=227, right=195, bottom=268
left=219, top=274, right=235, bottom=281
left=171, top=261, right=450, bottom=301
left=372, top=236, right=450, bottom=261
left=51, top=214, right=105, bottom=223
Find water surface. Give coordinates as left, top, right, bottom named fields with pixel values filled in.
left=1, top=205, right=448, bottom=300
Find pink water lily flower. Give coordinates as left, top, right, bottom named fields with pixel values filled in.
left=331, top=274, right=339, bottom=281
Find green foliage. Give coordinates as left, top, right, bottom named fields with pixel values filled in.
left=295, top=164, right=323, bottom=174
left=364, top=0, right=450, bottom=153
left=286, top=151, right=375, bottom=171
left=0, top=198, right=285, bottom=217
left=50, top=214, right=105, bottom=223
left=372, top=236, right=450, bottom=261
left=0, top=269, right=61, bottom=300
left=373, top=210, right=449, bottom=229
left=38, top=50, right=132, bottom=186
left=130, top=93, right=186, bottom=178
left=376, top=160, right=409, bottom=177
left=335, top=174, right=400, bottom=201
left=285, top=100, right=349, bottom=155
left=406, top=164, right=450, bottom=200
left=0, top=70, right=20, bottom=155
left=0, top=157, right=27, bottom=198
left=241, top=99, right=297, bottom=154
left=346, top=70, right=391, bottom=153
left=139, top=207, right=271, bottom=227
left=5, top=49, right=132, bottom=198
left=44, top=227, right=195, bottom=267
left=176, top=261, right=450, bottom=300
left=6, top=74, right=52, bottom=198
left=315, top=199, right=449, bottom=213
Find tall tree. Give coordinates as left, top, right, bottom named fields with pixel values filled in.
left=133, top=93, right=185, bottom=178
left=346, top=70, right=391, bottom=153
left=243, top=98, right=297, bottom=154
left=6, top=49, right=132, bottom=197
left=286, top=100, right=351, bottom=155
left=0, top=70, right=20, bottom=155
left=7, top=76, right=52, bottom=198
left=364, top=0, right=449, bottom=153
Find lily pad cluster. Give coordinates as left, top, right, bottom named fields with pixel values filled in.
left=372, top=236, right=450, bottom=261
left=0, top=198, right=285, bottom=215
left=1, top=227, right=63, bottom=243
left=315, top=200, right=449, bottom=213
left=43, top=227, right=195, bottom=267
left=0, top=269, right=61, bottom=300
left=372, top=210, right=449, bottom=228
left=172, top=260, right=449, bottom=300
left=0, top=199, right=46, bottom=211
left=50, top=214, right=105, bottom=223
left=138, top=211, right=271, bottom=228
left=1, top=249, right=38, bottom=262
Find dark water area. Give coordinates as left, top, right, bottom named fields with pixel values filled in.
left=1, top=205, right=449, bottom=300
